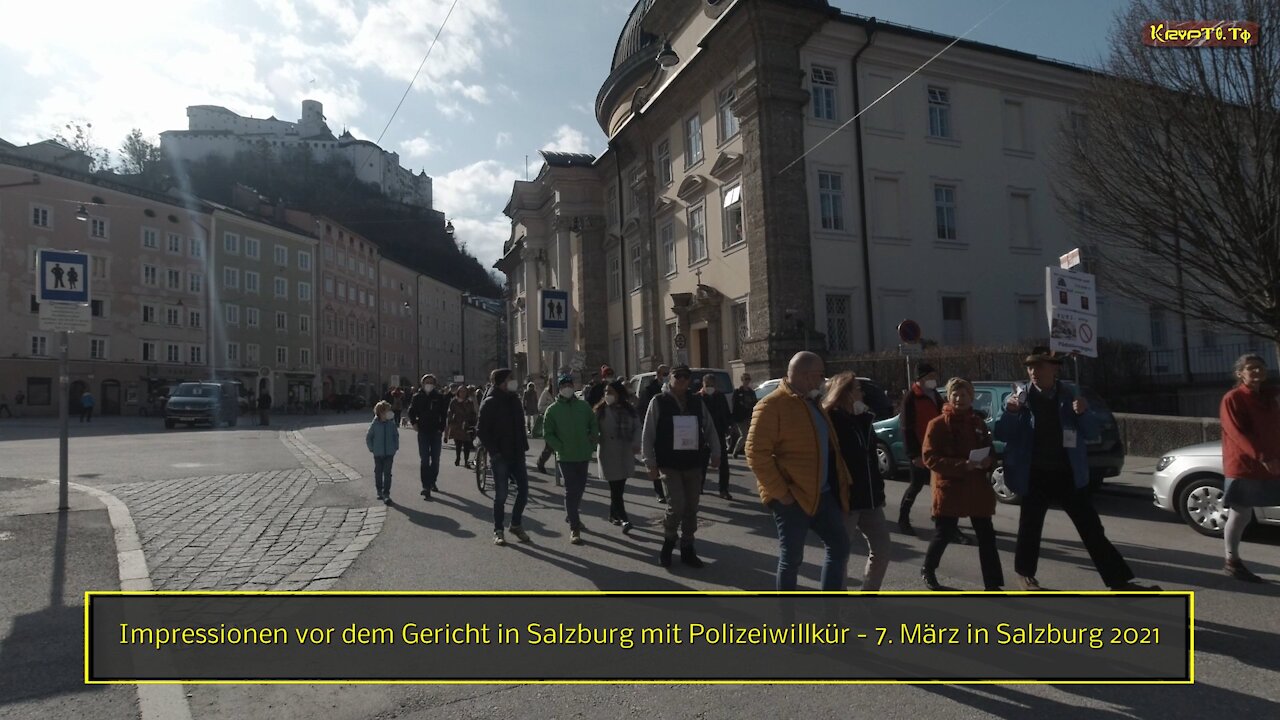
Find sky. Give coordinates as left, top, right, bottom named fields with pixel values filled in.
left=0, top=0, right=1128, bottom=271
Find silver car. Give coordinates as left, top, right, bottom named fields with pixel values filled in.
left=1152, top=442, right=1280, bottom=536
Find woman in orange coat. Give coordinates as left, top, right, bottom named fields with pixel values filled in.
left=921, top=377, right=1003, bottom=591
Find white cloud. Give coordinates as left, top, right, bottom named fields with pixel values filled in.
left=541, top=125, right=596, bottom=155
left=433, top=160, right=521, bottom=267
left=400, top=134, right=436, bottom=159
left=494, top=132, right=511, bottom=149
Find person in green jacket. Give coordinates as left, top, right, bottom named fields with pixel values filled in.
left=543, top=374, right=600, bottom=545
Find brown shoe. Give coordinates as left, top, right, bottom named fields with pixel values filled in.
left=1225, top=559, right=1265, bottom=583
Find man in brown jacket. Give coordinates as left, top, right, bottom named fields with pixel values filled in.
left=747, top=351, right=852, bottom=590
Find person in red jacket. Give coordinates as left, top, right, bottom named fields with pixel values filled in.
left=898, top=363, right=969, bottom=545
left=1219, top=353, right=1280, bottom=583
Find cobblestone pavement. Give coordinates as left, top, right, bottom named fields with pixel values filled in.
left=279, top=430, right=361, bottom=483
left=109, top=468, right=382, bottom=591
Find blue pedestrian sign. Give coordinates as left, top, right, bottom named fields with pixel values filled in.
left=539, top=289, right=569, bottom=331
left=38, top=250, right=90, bottom=304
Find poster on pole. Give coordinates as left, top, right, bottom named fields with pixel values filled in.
left=539, top=289, right=570, bottom=353
left=1045, top=266, right=1098, bottom=358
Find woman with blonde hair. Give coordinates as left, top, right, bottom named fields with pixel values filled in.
left=920, top=377, right=1003, bottom=591
left=823, top=372, right=892, bottom=590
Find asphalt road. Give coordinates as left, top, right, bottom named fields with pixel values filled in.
left=1, top=414, right=1277, bottom=719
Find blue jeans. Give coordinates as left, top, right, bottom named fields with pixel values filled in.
left=492, top=453, right=529, bottom=532
left=559, top=461, right=590, bottom=531
left=373, top=455, right=394, bottom=496
left=417, top=430, right=443, bottom=492
left=772, top=490, right=851, bottom=591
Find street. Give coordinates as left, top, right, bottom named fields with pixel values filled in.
left=2, top=414, right=1278, bottom=718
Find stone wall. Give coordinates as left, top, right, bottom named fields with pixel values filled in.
left=1114, top=413, right=1222, bottom=457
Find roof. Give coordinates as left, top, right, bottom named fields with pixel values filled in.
left=539, top=151, right=597, bottom=168
left=0, top=151, right=217, bottom=215
left=612, top=0, right=657, bottom=71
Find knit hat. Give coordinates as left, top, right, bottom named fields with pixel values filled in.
left=557, top=374, right=575, bottom=387
left=916, top=362, right=937, bottom=379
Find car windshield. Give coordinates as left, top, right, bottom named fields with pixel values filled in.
left=172, top=384, right=215, bottom=398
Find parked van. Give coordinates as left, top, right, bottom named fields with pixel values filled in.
left=164, top=382, right=241, bottom=429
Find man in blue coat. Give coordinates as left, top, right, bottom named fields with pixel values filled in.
left=996, top=347, right=1157, bottom=592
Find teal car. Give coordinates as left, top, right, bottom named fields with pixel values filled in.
left=872, top=381, right=1125, bottom=503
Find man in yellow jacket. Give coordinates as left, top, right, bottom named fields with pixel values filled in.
left=747, top=351, right=852, bottom=590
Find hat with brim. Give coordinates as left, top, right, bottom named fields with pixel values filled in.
left=1023, top=346, right=1064, bottom=366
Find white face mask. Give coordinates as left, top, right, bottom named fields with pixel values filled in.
left=602, top=376, right=614, bottom=383
left=704, top=387, right=715, bottom=394
left=559, top=387, right=575, bottom=399
left=506, top=379, right=519, bottom=392
left=923, top=379, right=938, bottom=390
left=852, top=400, right=869, bottom=415
left=422, top=384, right=434, bottom=393
left=379, top=412, right=390, bottom=421
left=807, top=388, right=823, bottom=400
left=604, top=394, right=618, bottom=405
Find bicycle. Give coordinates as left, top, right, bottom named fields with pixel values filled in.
left=474, top=443, right=490, bottom=494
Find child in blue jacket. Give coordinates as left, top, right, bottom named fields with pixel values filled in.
left=366, top=400, right=400, bottom=505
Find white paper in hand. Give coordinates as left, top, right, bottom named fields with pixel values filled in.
left=968, top=446, right=990, bottom=463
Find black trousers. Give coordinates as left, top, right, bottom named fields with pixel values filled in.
left=899, top=462, right=928, bottom=517
left=924, top=516, right=1004, bottom=589
left=701, top=432, right=731, bottom=493
left=1015, top=466, right=1133, bottom=587
left=607, top=479, right=629, bottom=523
left=453, top=439, right=472, bottom=464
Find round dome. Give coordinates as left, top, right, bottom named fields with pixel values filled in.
left=611, top=0, right=658, bottom=71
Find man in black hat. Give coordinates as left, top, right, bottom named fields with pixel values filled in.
left=995, top=347, right=1157, bottom=591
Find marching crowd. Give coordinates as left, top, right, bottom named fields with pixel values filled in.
left=362, top=347, right=1276, bottom=591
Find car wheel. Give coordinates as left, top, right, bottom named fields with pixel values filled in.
left=875, top=442, right=896, bottom=480
left=1176, top=475, right=1229, bottom=537
left=990, top=463, right=1021, bottom=505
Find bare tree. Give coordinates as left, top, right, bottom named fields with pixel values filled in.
left=52, top=121, right=110, bottom=172
left=1056, top=0, right=1279, bottom=358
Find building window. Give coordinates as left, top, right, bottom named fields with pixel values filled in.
left=337, top=280, right=346, bottom=299
left=223, top=232, right=240, bottom=255
left=91, top=256, right=108, bottom=279
left=245, top=237, right=260, bottom=259
left=31, top=334, right=49, bottom=356
left=942, top=296, right=968, bottom=345
left=166, top=343, right=181, bottom=363
left=1003, top=100, right=1026, bottom=150
left=660, top=222, right=676, bottom=276
left=324, top=345, right=334, bottom=364
left=224, top=303, right=240, bottom=325
left=1149, top=306, right=1167, bottom=348
left=634, top=330, right=647, bottom=368
left=607, top=251, right=621, bottom=302
left=667, top=321, right=678, bottom=359
left=274, top=245, right=288, bottom=266
left=189, top=272, right=202, bottom=294
left=826, top=294, right=851, bottom=353
left=299, top=348, right=311, bottom=368
left=276, top=346, right=288, bottom=367
left=722, top=182, right=743, bottom=249
left=731, top=300, right=749, bottom=360
left=358, top=289, right=366, bottom=306
left=657, top=139, right=673, bottom=186
left=298, top=250, right=311, bottom=271
left=811, top=65, right=837, bottom=121
left=142, top=304, right=157, bottom=324
left=89, top=218, right=108, bottom=239
left=189, top=309, right=203, bottom=329
left=687, top=205, right=707, bottom=265
left=817, top=171, right=844, bottom=231
left=227, top=343, right=240, bottom=363
left=606, top=185, right=619, bottom=227
left=276, top=311, right=288, bottom=331
left=223, top=267, right=239, bottom=289
left=934, top=185, right=958, bottom=241
left=165, top=306, right=182, bottom=326
left=190, top=237, right=203, bottom=259
left=299, top=282, right=312, bottom=301
left=718, top=85, right=739, bottom=142
left=1070, top=112, right=1089, bottom=143
left=91, top=299, right=105, bottom=317
left=324, top=276, right=334, bottom=295
left=246, top=343, right=260, bottom=364
left=299, top=315, right=311, bottom=334
left=143, top=264, right=158, bottom=286
left=167, top=233, right=183, bottom=254
left=630, top=242, right=643, bottom=290
left=274, top=277, right=287, bottom=298
left=189, top=345, right=204, bottom=365
left=1009, top=193, right=1033, bottom=248
left=246, top=307, right=259, bottom=328
left=29, top=294, right=39, bottom=313
left=684, top=114, right=703, bottom=168
left=31, top=205, right=51, bottom=228
left=142, top=228, right=158, bottom=249
left=928, top=86, right=952, bottom=138
left=141, top=341, right=157, bottom=362
left=166, top=268, right=181, bottom=290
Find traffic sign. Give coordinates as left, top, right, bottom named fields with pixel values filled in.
left=1046, top=266, right=1098, bottom=358
left=38, top=249, right=90, bottom=304
left=897, top=319, right=922, bottom=345
left=538, top=289, right=570, bottom=353
left=674, top=333, right=687, bottom=350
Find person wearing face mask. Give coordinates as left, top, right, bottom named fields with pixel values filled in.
left=748, top=351, right=851, bottom=590
left=642, top=364, right=721, bottom=567
left=699, top=374, right=734, bottom=500
left=408, top=373, right=450, bottom=501
left=825, top=372, right=891, bottom=591
left=638, top=364, right=671, bottom=503
left=586, top=364, right=615, bottom=407
left=477, top=368, right=532, bottom=546
left=365, top=401, right=400, bottom=505
left=543, top=375, right=600, bottom=545
left=446, top=385, right=477, bottom=469
left=899, top=363, right=965, bottom=544
left=595, top=380, right=641, bottom=533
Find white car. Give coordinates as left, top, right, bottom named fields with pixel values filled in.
left=1152, top=442, right=1280, bottom=536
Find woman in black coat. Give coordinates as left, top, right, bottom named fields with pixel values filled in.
left=823, top=372, right=891, bottom=591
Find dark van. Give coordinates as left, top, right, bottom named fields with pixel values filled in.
left=164, top=382, right=240, bottom=428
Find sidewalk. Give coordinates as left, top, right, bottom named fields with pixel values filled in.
left=0, top=478, right=135, bottom=719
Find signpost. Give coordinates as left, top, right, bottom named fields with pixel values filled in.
left=538, top=289, right=570, bottom=354
left=897, top=319, right=923, bottom=391
left=38, top=250, right=91, bottom=512
left=1045, top=266, right=1098, bottom=358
